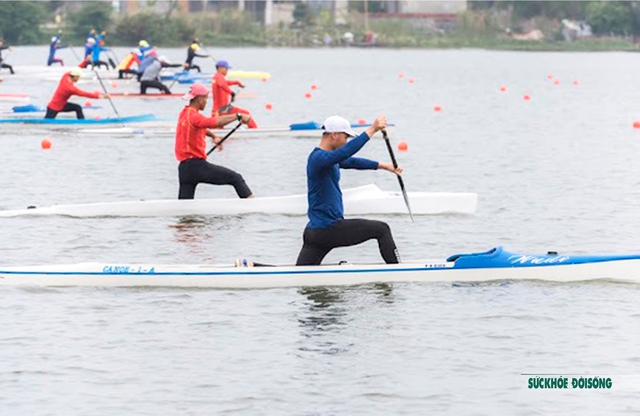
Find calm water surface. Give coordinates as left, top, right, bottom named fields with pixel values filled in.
left=0, top=47, right=639, bottom=414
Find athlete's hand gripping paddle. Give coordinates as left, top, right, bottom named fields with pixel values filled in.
left=206, top=119, right=243, bottom=156
left=382, top=129, right=413, bottom=222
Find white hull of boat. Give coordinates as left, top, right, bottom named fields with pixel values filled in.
left=77, top=125, right=395, bottom=138
left=1, top=259, right=639, bottom=288
left=0, top=185, right=477, bottom=217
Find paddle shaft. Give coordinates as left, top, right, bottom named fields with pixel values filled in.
left=206, top=120, right=243, bottom=156
left=92, top=69, right=120, bottom=117
left=382, top=130, right=413, bottom=221
left=69, top=45, right=82, bottom=62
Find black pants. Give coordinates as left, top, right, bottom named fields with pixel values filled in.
left=185, top=64, right=201, bottom=72
left=118, top=68, right=138, bottom=79
left=90, top=60, right=109, bottom=70
left=178, top=158, right=252, bottom=200
left=141, top=80, right=171, bottom=95
left=296, top=219, right=400, bottom=266
left=44, top=103, right=84, bottom=119
left=1, top=62, right=14, bottom=74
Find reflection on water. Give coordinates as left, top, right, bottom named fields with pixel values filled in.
left=296, top=284, right=396, bottom=355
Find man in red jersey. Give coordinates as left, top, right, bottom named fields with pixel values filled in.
left=175, top=82, right=254, bottom=200
left=211, top=60, right=257, bottom=128
left=45, top=67, right=109, bottom=119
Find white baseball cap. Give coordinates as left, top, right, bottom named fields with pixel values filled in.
left=322, top=115, right=357, bottom=137
left=70, top=67, right=83, bottom=77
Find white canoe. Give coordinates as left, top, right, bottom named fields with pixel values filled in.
left=0, top=184, right=477, bottom=218
left=1, top=246, right=639, bottom=288
left=77, top=124, right=395, bottom=138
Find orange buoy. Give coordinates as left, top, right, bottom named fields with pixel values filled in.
left=573, top=80, right=579, bottom=86
left=408, top=77, right=414, bottom=84
left=311, top=84, right=317, bottom=90
left=523, top=94, right=531, bottom=101
left=398, top=72, right=405, bottom=79
left=305, top=92, right=312, bottom=99
left=111, top=81, right=118, bottom=88
left=85, top=101, right=92, bottom=107
left=261, top=78, right=267, bottom=82
left=41, top=138, right=52, bottom=149
left=357, top=118, right=366, bottom=125
left=553, top=79, right=560, bottom=85
left=434, top=105, right=441, bottom=112
left=500, top=86, right=506, bottom=92
left=547, top=75, right=553, bottom=80
left=634, top=121, right=640, bottom=129
left=397, top=141, right=408, bottom=151
left=265, top=103, right=273, bottom=110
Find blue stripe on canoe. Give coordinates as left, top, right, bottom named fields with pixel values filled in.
left=0, top=114, right=157, bottom=124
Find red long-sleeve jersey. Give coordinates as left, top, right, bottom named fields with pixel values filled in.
left=175, top=106, right=220, bottom=161
left=211, top=72, right=240, bottom=114
left=47, top=72, right=100, bottom=112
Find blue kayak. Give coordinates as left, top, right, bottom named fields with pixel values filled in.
left=12, top=104, right=102, bottom=113
left=0, top=114, right=157, bottom=125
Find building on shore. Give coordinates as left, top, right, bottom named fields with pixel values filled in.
left=112, top=0, right=464, bottom=27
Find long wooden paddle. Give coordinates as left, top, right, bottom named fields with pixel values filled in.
left=206, top=120, right=243, bottom=156
left=92, top=69, right=120, bottom=117
left=382, top=129, right=413, bottom=221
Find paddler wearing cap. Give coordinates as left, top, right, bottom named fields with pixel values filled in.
left=295, top=115, right=403, bottom=266
left=185, top=39, right=207, bottom=72
left=175, top=82, right=254, bottom=199
left=139, top=50, right=174, bottom=94
left=44, top=67, right=109, bottom=119
left=211, top=60, right=257, bottom=129
left=47, top=34, right=67, bottom=66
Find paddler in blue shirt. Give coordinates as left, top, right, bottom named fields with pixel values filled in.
left=295, top=115, right=403, bottom=266
left=47, top=34, right=67, bottom=66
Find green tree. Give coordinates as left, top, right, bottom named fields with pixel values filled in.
left=293, top=2, right=314, bottom=27
left=586, top=1, right=633, bottom=35
left=0, top=1, right=46, bottom=44
left=113, top=12, right=194, bottom=46
left=69, top=1, right=114, bottom=42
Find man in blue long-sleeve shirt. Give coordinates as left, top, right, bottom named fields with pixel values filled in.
left=296, top=115, right=403, bottom=266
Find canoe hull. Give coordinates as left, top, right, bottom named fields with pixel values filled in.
left=0, top=185, right=477, bottom=217
left=1, top=247, right=639, bottom=288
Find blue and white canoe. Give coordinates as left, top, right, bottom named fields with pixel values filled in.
left=1, top=104, right=102, bottom=117
left=160, top=70, right=271, bottom=82
left=1, top=247, right=639, bottom=288
left=0, top=113, right=158, bottom=127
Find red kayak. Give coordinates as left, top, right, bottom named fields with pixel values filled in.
left=108, top=92, right=257, bottom=99
left=109, top=93, right=183, bottom=98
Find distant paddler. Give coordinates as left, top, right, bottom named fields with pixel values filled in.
left=212, top=60, right=257, bottom=128
left=137, top=40, right=153, bottom=60
left=0, top=39, right=14, bottom=75
left=184, top=38, right=207, bottom=72
left=47, top=34, right=67, bottom=66
left=295, top=115, right=403, bottom=266
left=118, top=48, right=141, bottom=79
left=79, top=32, right=109, bottom=70
left=175, top=82, right=254, bottom=200
left=139, top=51, right=182, bottom=95
left=45, top=67, right=109, bottom=119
